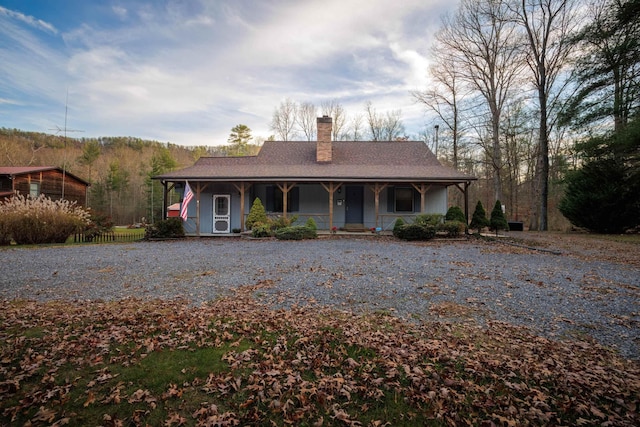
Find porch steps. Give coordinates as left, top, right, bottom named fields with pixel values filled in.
left=343, top=223, right=368, bottom=232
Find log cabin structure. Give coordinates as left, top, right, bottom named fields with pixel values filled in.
left=0, top=166, right=89, bottom=207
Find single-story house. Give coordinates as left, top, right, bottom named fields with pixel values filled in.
left=153, top=116, right=476, bottom=235
left=0, top=166, right=89, bottom=207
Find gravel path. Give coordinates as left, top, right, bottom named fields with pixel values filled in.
left=1, top=237, right=638, bottom=359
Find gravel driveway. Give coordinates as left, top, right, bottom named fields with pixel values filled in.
left=1, top=236, right=638, bottom=359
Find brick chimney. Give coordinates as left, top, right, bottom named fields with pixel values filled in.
left=316, top=115, right=332, bottom=163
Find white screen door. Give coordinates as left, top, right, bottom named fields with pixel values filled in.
left=213, top=195, right=230, bottom=233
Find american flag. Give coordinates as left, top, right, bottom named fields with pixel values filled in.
left=180, top=181, right=194, bottom=221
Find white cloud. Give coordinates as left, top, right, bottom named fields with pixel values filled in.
left=0, top=6, right=57, bottom=34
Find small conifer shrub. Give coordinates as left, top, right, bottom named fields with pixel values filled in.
left=470, top=201, right=489, bottom=232
left=490, top=200, right=509, bottom=234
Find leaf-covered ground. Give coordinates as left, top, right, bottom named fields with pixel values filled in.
left=2, top=279, right=639, bottom=426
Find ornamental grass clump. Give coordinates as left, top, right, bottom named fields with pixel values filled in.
left=0, top=194, right=90, bottom=244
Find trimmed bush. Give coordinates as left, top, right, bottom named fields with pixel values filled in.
left=251, top=222, right=272, bottom=238
left=470, top=201, right=489, bottom=232
left=445, top=206, right=466, bottom=223
left=305, top=217, right=317, bottom=230
left=438, top=220, right=466, bottom=237
left=246, top=198, right=268, bottom=230
left=490, top=200, right=509, bottom=234
left=394, top=224, right=436, bottom=241
left=270, top=215, right=298, bottom=230
left=145, top=218, right=185, bottom=239
left=393, top=217, right=406, bottom=236
left=275, top=225, right=317, bottom=240
left=0, top=194, right=90, bottom=244
left=415, top=213, right=443, bottom=227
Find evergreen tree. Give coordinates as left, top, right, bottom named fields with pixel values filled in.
left=490, top=200, right=509, bottom=234
left=445, top=206, right=466, bottom=223
left=246, top=198, right=267, bottom=230
left=559, top=116, right=640, bottom=233
left=470, top=201, right=489, bottom=232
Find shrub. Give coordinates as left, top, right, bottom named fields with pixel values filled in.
left=0, top=194, right=90, bottom=245
left=275, top=225, right=317, bottom=240
left=270, top=215, right=298, bottom=230
left=305, top=217, right=317, bottom=230
left=246, top=198, right=268, bottom=230
left=490, top=200, right=509, bottom=234
left=445, top=206, right=466, bottom=223
left=470, top=201, right=489, bottom=232
left=415, top=213, right=443, bottom=227
left=145, top=218, right=185, bottom=239
left=394, top=224, right=436, bottom=241
left=393, top=217, right=405, bottom=236
left=83, top=211, right=114, bottom=241
left=438, top=220, right=466, bottom=237
left=251, top=222, right=272, bottom=238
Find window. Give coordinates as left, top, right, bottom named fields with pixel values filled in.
left=395, top=187, right=414, bottom=212
left=29, top=183, right=40, bottom=198
left=265, top=186, right=299, bottom=212
left=387, top=186, right=419, bottom=213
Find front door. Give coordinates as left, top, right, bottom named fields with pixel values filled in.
left=345, top=185, right=364, bottom=225
left=213, top=194, right=230, bottom=233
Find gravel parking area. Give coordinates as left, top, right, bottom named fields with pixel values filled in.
left=1, top=236, right=638, bottom=359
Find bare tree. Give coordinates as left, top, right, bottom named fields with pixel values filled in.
left=364, top=101, right=384, bottom=141
left=350, top=113, right=365, bottom=141
left=321, top=100, right=347, bottom=140
left=511, top=0, right=579, bottom=230
left=270, top=98, right=298, bottom=141
left=382, top=110, right=405, bottom=140
left=437, top=0, right=525, bottom=203
left=297, top=102, right=317, bottom=141
left=413, top=42, right=468, bottom=169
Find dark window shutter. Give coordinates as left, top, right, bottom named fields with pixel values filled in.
left=289, top=187, right=299, bottom=212
left=387, top=187, right=395, bottom=212
left=265, top=186, right=275, bottom=211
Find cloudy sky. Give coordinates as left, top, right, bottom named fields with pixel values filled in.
left=0, top=0, right=456, bottom=146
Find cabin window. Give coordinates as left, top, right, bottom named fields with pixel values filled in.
left=394, top=187, right=414, bottom=212
left=265, top=186, right=299, bottom=212
left=29, top=183, right=40, bottom=198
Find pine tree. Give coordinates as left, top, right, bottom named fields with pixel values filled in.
left=246, top=198, right=267, bottom=230
left=469, top=201, right=489, bottom=232
left=490, top=200, right=509, bottom=234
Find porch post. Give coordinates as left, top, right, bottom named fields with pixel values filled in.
left=368, top=183, right=388, bottom=228
left=196, top=183, right=201, bottom=237
left=453, top=182, right=471, bottom=230
left=321, top=182, right=342, bottom=231
left=233, top=182, right=251, bottom=231
left=161, top=180, right=168, bottom=220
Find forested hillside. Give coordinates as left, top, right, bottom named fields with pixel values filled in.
left=0, top=128, right=224, bottom=224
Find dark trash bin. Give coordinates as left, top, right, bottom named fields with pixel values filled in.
left=508, top=221, right=524, bottom=231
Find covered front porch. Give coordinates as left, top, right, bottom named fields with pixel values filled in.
left=159, top=179, right=473, bottom=237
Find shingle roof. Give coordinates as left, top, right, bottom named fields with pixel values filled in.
left=155, top=141, right=475, bottom=183
left=0, top=166, right=90, bottom=185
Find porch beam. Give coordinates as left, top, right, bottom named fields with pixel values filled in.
left=411, top=183, right=431, bottom=213
left=276, top=182, right=296, bottom=219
